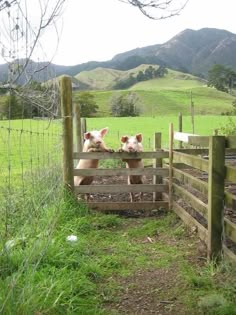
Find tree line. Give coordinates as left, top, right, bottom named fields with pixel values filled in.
left=208, top=64, right=236, bottom=93
left=113, top=65, right=168, bottom=89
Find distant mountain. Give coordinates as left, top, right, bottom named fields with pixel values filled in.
left=0, top=59, right=71, bottom=84
left=1, top=28, right=236, bottom=84
left=112, top=28, right=236, bottom=76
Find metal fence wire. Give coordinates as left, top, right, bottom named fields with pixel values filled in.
left=0, top=83, right=63, bottom=240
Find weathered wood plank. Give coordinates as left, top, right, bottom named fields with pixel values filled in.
left=225, top=136, right=236, bottom=149
left=225, top=165, right=236, bottom=183
left=223, top=245, right=236, bottom=264
left=188, top=136, right=209, bottom=147
left=172, top=201, right=208, bottom=244
left=173, top=151, right=209, bottom=172
left=60, top=76, right=74, bottom=192
left=174, top=132, right=196, bottom=143
left=224, top=190, right=236, bottom=210
left=153, top=133, right=163, bottom=201
left=73, top=167, right=169, bottom=177
left=172, top=166, right=208, bottom=196
left=178, top=112, right=183, bottom=149
left=86, top=201, right=169, bottom=211
left=74, top=104, right=83, bottom=154
left=172, top=182, right=208, bottom=219
left=174, top=148, right=209, bottom=155
left=169, top=123, right=174, bottom=210
left=208, top=136, right=225, bottom=261
left=224, top=218, right=236, bottom=243
left=74, top=184, right=168, bottom=194
left=73, top=151, right=169, bottom=160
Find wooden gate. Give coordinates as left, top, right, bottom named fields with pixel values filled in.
left=60, top=76, right=172, bottom=213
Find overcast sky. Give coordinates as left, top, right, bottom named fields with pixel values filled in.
left=1, top=0, right=236, bottom=66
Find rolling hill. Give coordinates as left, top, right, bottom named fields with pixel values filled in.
left=73, top=67, right=235, bottom=117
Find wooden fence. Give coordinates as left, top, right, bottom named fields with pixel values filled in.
left=60, top=76, right=172, bottom=213
left=60, top=76, right=236, bottom=264
left=171, top=130, right=236, bottom=264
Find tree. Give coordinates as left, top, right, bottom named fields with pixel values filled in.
left=110, top=92, right=142, bottom=117
left=154, top=65, right=168, bottom=78
left=75, top=92, right=99, bottom=117
left=208, top=64, right=236, bottom=93
left=144, top=66, right=155, bottom=80
left=119, top=0, right=189, bottom=20
left=0, top=93, right=32, bottom=119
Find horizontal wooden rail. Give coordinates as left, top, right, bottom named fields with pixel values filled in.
left=75, top=184, right=168, bottom=194
left=86, top=201, right=169, bottom=211
left=224, top=218, right=236, bottom=243
left=188, top=136, right=209, bottom=147
left=73, top=151, right=169, bottom=160
left=173, top=151, right=209, bottom=172
left=174, top=148, right=209, bottom=155
left=172, top=166, right=208, bottom=196
left=226, top=136, right=236, bottom=149
left=225, top=165, right=236, bottom=182
left=73, top=167, right=169, bottom=177
left=172, top=182, right=208, bottom=219
left=171, top=200, right=208, bottom=244
left=174, top=132, right=209, bottom=147
left=224, top=190, right=236, bottom=210
left=174, top=132, right=196, bottom=142
left=223, top=245, right=236, bottom=264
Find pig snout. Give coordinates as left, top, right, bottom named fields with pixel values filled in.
left=126, top=145, right=136, bottom=152
left=93, top=139, right=102, bottom=147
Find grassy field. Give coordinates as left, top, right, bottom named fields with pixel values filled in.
left=1, top=195, right=236, bottom=314
left=80, top=84, right=234, bottom=117
left=1, top=116, right=236, bottom=314
left=85, top=115, right=236, bottom=149
left=1, top=115, right=235, bottom=171
left=73, top=66, right=235, bottom=117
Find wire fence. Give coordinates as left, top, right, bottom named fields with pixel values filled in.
left=0, top=85, right=63, bottom=236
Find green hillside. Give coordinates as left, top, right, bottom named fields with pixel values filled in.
left=75, top=64, right=164, bottom=90
left=73, top=65, right=235, bottom=117
left=75, top=67, right=123, bottom=90
left=75, top=65, right=204, bottom=91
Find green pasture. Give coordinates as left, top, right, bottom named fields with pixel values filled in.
left=0, top=119, right=62, bottom=183
left=0, top=115, right=235, bottom=177
left=84, top=86, right=234, bottom=117
left=85, top=115, right=236, bottom=149
left=73, top=65, right=235, bottom=117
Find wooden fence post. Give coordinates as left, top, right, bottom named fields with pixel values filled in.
left=153, top=132, right=162, bottom=201
left=208, top=136, right=225, bottom=261
left=81, top=117, right=87, bottom=135
left=75, top=104, right=83, bottom=154
left=169, top=123, right=174, bottom=210
left=178, top=112, right=183, bottom=149
left=60, top=76, right=74, bottom=193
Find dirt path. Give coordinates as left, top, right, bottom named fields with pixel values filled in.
left=100, top=216, right=208, bottom=315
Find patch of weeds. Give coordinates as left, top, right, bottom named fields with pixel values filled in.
left=181, top=262, right=213, bottom=289
left=198, top=293, right=236, bottom=315
left=127, top=217, right=166, bottom=238
left=91, top=214, right=123, bottom=229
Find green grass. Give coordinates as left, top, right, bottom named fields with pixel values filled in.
left=84, top=115, right=236, bottom=149
left=1, top=194, right=235, bottom=314
left=73, top=66, right=235, bottom=117
left=0, top=113, right=236, bottom=314
left=81, top=85, right=234, bottom=117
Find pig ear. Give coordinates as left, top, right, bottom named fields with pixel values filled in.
left=121, top=136, right=128, bottom=143
left=100, top=127, right=108, bottom=138
left=136, top=133, right=142, bottom=142
left=84, top=132, right=91, bottom=140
